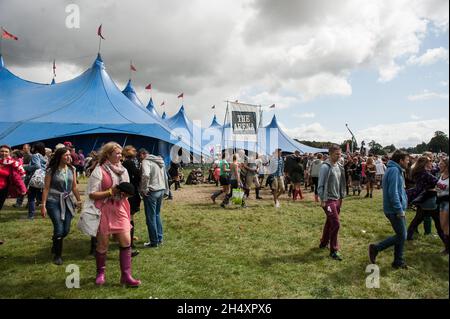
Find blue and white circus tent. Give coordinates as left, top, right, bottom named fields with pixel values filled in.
left=0, top=54, right=198, bottom=161
left=202, top=114, right=327, bottom=155
left=259, top=115, right=328, bottom=154
left=165, top=105, right=204, bottom=156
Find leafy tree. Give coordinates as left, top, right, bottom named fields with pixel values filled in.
left=368, top=140, right=386, bottom=155
left=428, top=131, right=449, bottom=154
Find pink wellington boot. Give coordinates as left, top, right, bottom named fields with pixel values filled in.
left=298, top=188, right=303, bottom=200
left=119, top=246, right=141, bottom=288
left=95, top=251, right=107, bottom=286
left=292, top=190, right=297, bottom=201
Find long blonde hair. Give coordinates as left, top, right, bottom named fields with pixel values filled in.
left=98, top=142, right=122, bottom=165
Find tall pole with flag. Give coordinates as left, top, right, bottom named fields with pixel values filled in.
left=1, top=27, right=19, bottom=55
left=97, top=24, right=105, bottom=53
left=145, top=83, right=152, bottom=99
left=129, top=60, right=137, bottom=80
left=178, top=92, right=184, bottom=106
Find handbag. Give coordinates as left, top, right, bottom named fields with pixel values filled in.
left=77, top=200, right=101, bottom=237
left=231, top=188, right=244, bottom=205
left=28, top=168, right=45, bottom=189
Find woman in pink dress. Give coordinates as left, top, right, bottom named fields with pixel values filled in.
left=87, top=142, right=141, bottom=287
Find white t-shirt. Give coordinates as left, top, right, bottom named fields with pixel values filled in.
left=436, top=175, right=449, bottom=199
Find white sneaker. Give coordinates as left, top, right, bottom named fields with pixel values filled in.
left=275, top=200, right=280, bottom=208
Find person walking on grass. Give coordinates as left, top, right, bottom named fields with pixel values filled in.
left=139, top=148, right=169, bottom=248
left=26, top=142, right=47, bottom=220
left=369, top=150, right=410, bottom=269
left=122, top=145, right=141, bottom=258
left=269, top=148, right=285, bottom=208
left=311, top=153, right=324, bottom=202
left=317, top=144, right=346, bottom=261
left=41, top=147, right=82, bottom=265
left=364, top=156, right=377, bottom=198
left=211, top=153, right=230, bottom=204
left=88, top=142, right=141, bottom=287
left=436, top=158, right=449, bottom=254
left=221, top=154, right=246, bottom=208
left=0, top=145, right=27, bottom=245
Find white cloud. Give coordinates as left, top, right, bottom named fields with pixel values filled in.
left=407, top=47, right=449, bottom=66
left=440, top=80, right=449, bottom=87
left=0, top=0, right=448, bottom=125
left=410, top=114, right=421, bottom=120
left=408, top=90, right=449, bottom=101
left=295, top=112, right=316, bottom=119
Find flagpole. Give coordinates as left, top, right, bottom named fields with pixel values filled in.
left=221, top=101, right=229, bottom=155
left=129, top=60, right=132, bottom=80
left=98, top=37, right=102, bottom=54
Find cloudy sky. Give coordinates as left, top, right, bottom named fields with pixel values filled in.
left=1, top=0, right=448, bottom=148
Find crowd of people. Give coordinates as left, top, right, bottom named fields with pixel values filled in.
left=0, top=140, right=448, bottom=287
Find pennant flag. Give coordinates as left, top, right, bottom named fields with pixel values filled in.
left=145, top=83, right=152, bottom=90
left=160, top=101, right=165, bottom=106
left=130, top=63, right=137, bottom=72
left=211, top=105, right=215, bottom=109
left=269, top=104, right=275, bottom=109
left=1, top=27, right=18, bottom=40
left=178, top=93, right=184, bottom=99
left=97, top=24, right=105, bottom=40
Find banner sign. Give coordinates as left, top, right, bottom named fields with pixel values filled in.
left=229, top=102, right=258, bottom=142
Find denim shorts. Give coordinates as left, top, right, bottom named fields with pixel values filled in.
left=440, top=201, right=449, bottom=213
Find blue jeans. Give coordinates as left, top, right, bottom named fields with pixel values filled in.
left=46, top=200, right=73, bottom=239
left=142, top=190, right=164, bottom=245
left=28, top=187, right=42, bottom=218
left=374, top=214, right=407, bottom=266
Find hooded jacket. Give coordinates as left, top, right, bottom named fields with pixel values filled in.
left=139, top=154, right=169, bottom=195
left=382, top=160, right=408, bottom=216
left=317, top=160, right=346, bottom=202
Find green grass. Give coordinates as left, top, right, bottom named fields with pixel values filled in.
left=0, top=182, right=448, bottom=299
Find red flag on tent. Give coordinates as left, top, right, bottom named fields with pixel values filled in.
left=97, top=24, right=105, bottom=40
left=145, top=83, right=152, bottom=90
left=1, top=27, right=18, bottom=40
left=53, top=60, right=56, bottom=77
left=130, top=63, right=137, bottom=72
left=160, top=101, right=165, bottom=106
left=178, top=93, right=184, bottom=99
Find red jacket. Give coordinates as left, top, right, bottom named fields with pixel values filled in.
left=0, top=159, right=27, bottom=198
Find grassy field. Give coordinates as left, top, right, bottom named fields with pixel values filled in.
left=0, top=180, right=448, bottom=299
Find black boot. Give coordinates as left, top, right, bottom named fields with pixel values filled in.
left=130, top=220, right=139, bottom=257
left=51, top=237, right=56, bottom=254
left=256, top=187, right=263, bottom=200
left=53, top=238, right=63, bottom=265
left=89, top=237, right=97, bottom=256
left=211, top=190, right=223, bottom=203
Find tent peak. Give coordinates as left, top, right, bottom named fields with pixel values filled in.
left=0, top=55, right=4, bottom=68
left=50, top=78, right=56, bottom=85
left=162, top=111, right=167, bottom=119
left=93, top=54, right=105, bottom=69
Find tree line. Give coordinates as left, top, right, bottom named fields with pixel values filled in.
left=295, top=131, right=449, bottom=155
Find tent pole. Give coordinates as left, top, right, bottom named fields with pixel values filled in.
left=221, top=101, right=229, bottom=157
left=123, top=135, right=128, bottom=148
left=91, top=137, right=99, bottom=153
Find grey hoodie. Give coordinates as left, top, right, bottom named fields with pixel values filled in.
left=140, top=155, right=169, bottom=195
